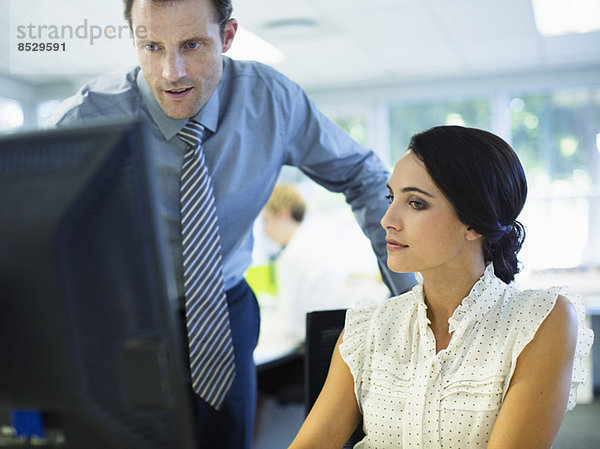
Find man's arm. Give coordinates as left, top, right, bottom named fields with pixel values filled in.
left=48, top=68, right=141, bottom=129
left=281, top=84, right=415, bottom=296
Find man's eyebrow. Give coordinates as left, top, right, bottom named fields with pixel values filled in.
left=135, top=36, right=154, bottom=44
left=386, top=184, right=434, bottom=198
left=182, top=36, right=206, bottom=43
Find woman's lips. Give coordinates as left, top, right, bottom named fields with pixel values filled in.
left=386, top=238, right=408, bottom=251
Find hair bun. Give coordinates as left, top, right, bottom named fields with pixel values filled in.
left=484, top=220, right=525, bottom=283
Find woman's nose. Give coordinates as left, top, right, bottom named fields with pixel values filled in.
left=380, top=202, right=402, bottom=231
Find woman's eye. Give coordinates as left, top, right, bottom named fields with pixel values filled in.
left=409, top=200, right=427, bottom=210
left=385, top=194, right=394, bottom=204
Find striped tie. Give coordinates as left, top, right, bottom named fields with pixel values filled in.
left=178, top=120, right=235, bottom=410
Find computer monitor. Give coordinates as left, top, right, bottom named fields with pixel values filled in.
left=0, top=120, right=198, bottom=449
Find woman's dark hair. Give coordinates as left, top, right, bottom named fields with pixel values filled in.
left=123, top=0, right=233, bottom=39
left=408, top=125, right=527, bottom=283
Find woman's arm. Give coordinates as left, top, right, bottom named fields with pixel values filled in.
left=487, top=294, right=578, bottom=449
left=288, top=331, right=362, bottom=449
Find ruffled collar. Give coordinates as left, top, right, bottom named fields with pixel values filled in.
left=413, top=264, right=507, bottom=334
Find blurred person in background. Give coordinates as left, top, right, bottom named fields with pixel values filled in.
left=260, top=184, right=389, bottom=342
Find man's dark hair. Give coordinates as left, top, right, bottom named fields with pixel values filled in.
left=123, top=0, right=233, bottom=38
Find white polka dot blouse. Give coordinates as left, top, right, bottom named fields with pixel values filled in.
left=339, top=264, right=594, bottom=449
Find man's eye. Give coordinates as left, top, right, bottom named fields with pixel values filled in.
left=187, top=42, right=200, bottom=49
left=145, top=43, right=158, bottom=52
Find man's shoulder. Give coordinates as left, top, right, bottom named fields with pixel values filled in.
left=223, top=57, right=299, bottom=92
left=50, top=66, right=142, bottom=127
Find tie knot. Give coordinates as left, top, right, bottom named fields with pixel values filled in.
left=178, top=120, right=205, bottom=149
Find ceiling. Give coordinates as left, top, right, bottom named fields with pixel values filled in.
left=232, top=0, right=600, bottom=90
left=2, top=0, right=600, bottom=92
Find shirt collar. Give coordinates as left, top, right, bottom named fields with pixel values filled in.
left=136, top=59, right=226, bottom=140
left=413, top=263, right=505, bottom=334
left=447, top=263, right=505, bottom=333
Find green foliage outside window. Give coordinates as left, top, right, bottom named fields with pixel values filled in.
left=510, top=88, right=600, bottom=190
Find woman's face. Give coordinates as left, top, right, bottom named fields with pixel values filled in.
left=380, top=150, right=481, bottom=276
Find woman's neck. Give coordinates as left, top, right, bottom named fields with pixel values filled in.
left=421, top=257, right=486, bottom=325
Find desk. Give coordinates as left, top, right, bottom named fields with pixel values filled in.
left=254, top=336, right=303, bottom=372
left=254, top=304, right=304, bottom=370
left=581, top=295, right=600, bottom=404
left=253, top=303, right=305, bottom=420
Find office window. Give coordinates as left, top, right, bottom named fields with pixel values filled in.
left=332, top=115, right=368, bottom=147
left=388, top=98, right=490, bottom=162
left=511, top=87, right=600, bottom=269
left=0, top=98, right=24, bottom=132
left=277, top=86, right=599, bottom=273
left=37, top=99, right=62, bottom=127
left=510, top=89, right=599, bottom=187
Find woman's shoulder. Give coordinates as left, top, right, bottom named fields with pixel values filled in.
left=339, top=290, right=419, bottom=385
left=497, top=284, right=574, bottom=319
left=341, top=290, right=420, bottom=356
left=342, top=289, right=418, bottom=342
left=498, top=284, right=593, bottom=409
left=509, top=290, right=577, bottom=356
left=349, top=289, right=419, bottom=325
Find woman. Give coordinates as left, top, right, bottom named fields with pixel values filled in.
left=288, top=126, right=593, bottom=449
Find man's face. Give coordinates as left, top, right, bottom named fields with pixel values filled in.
left=132, top=0, right=237, bottom=119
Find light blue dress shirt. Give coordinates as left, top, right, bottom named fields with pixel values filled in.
left=50, top=57, right=415, bottom=300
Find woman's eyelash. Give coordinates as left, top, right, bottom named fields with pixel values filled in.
left=410, top=200, right=427, bottom=210
left=386, top=192, right=428, bottom=209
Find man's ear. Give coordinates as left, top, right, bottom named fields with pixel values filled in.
left=222, top=18, right=238, bottom=53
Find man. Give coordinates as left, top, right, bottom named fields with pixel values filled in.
left=261, top=184, right=306, bottom=251
left=50, top=0, right=415, bottom=447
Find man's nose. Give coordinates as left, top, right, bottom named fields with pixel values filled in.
left=162, top=52, right=186, bottom=83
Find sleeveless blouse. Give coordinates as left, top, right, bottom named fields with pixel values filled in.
left=339, top=264, right=594, bottom=449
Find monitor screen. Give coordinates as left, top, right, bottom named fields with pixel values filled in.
left=0, top=120, right=198, bottom=449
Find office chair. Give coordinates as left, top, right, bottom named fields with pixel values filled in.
left=305, top=309, right=364, bottom=448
